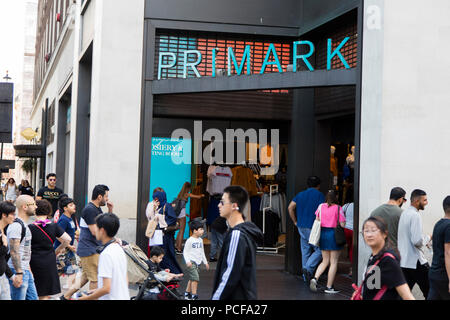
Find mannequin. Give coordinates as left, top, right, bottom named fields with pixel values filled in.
left=330, top=146, right=338, bottom=188
left=346, top=146, right=355, bottom=169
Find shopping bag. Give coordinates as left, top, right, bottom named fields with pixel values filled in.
left=309, top=204, right=322, bottom=247
left=149, top=229, right=163, bottom=246
left=145, top=219, right=158, bottom=238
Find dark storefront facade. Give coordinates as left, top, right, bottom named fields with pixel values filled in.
left=137, top=0, right=364, bottom=281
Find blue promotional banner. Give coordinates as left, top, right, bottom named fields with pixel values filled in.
left=150, top=137, right=192, bottom=239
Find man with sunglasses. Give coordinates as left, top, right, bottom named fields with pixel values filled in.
left=36, top=173, right=64, bottom=217
left=370, top=187, right=407, bottom=249
left=211, top=186, right=263, bottom=300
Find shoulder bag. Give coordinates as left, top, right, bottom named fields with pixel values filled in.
left=351, top=252, right=396, bottom=300
left=33, top=223, right=54, bottom=245
left=309, top=204, right=322, bottom=247
left=145, top=219, right=158, bottom=239
left=334, top=205, right=347, bottom=247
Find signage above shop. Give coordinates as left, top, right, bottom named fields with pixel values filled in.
left=158, top=37, right=351, bottom=80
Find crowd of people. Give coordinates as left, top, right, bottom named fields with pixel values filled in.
left=145, top=183, right=262, bottom=300
left=0, top=172, right=264, bottom=301
left=289, top=176, right=450, bottom=300
left=1, top=171, right=448, bottom=301
left=0, top=173, right=130, bottom=300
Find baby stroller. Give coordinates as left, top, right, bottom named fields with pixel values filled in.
left=123, top=243, right=182, bottom=300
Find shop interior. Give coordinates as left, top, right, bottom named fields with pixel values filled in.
left=150, top=87, right=356, bottom=272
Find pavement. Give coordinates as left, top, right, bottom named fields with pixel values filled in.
left=162, top=244, right=353, bottom=301
left=55, top=243, right=352, bottom=300
left=56, top=241, right=426, bottom=300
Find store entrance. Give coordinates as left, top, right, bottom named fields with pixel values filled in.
left=149, top=87, right=356, bottom=274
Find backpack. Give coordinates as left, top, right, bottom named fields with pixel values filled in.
left=171, top=198, right=184, bottom=218
left=4, top=218, right=26, bottom=243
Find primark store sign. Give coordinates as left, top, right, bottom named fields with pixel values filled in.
left=157, top=37, right=351, bottom=80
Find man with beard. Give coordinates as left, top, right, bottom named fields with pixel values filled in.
left=6, top=195, right=38, bottom=300
left=36, top=173, right=64, bottom=217
left=370, top=187, right=407, bottom=249
left=75, top=185, right=114, bottom=293
left=398, top=189, right=430, bottom=299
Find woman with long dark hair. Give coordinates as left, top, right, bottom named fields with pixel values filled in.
left=174, top=182, right=204, bottom=253
left=4, top=178, right=18, bottom=204
left=18, top=180, right=34, bottom=197
left=309, top=190, right=346, bottom=294
left=352, top=216, right=415, bottom=300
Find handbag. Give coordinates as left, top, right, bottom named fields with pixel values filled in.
left=149, top=229, right=164, bottom=246
left=351, top=252, right=396, bottom=300
left=309, top=204, right=322, bottom=246
left=334, top=206, right=347, bottom=247
left=145, top=219, right=158, bottom=238
left=161, top=204, right=180, bottom=234
left=33, top=223, right=54, bottom=245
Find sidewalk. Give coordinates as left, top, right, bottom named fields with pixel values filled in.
left=57, top=245, right=353, bottom=300
left=174, top=246, right=352, bottom=300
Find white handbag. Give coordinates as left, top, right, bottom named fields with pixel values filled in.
left=309, top=204, right=322, bottom=247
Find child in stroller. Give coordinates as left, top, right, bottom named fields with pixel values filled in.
left=133, top=246, right=184, bottom=300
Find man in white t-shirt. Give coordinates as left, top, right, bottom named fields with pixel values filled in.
left=77, top=213, right=129, bottom=300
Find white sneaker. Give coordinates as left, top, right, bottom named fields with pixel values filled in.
left=309, top=278, right=318, bottom=292
left=324, top=287, right=340, bottom=294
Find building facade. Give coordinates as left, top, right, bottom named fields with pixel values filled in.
left=29, top=0, right=450, bottom=286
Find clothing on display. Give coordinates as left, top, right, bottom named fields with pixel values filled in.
left=252, top=209, right=280, bottom=247
left=206, top=165, right=233, bottom=196
left=259, top=191, right=287, bottom=233
left=189, top=184, right=203, bottom=219
left=346, top=146, right=355, bottom=169
left=231, top=166, right=258, bottom=197
left=250, top=196, right=262, bottom=222
left=206, top=195, right=222, bottom=226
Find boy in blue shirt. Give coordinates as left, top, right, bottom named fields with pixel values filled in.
left=55, top=197, right=79, bottom=299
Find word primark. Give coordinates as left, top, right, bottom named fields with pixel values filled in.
left=158, top=37, right=351, bottom=79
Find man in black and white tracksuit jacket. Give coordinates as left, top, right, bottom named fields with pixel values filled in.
left=212, top=186, right=263, bottom=300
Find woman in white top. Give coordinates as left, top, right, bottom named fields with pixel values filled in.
left=145, top=187, right=167, bottom=257
left=4, top=178, right=18, bottom=204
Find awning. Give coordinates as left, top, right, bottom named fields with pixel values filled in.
left=0, top=159, right=15, bottom=173
left=13, top=144, right=45, bottom=158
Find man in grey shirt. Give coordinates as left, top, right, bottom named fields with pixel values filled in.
left=398, top=189, right=430, bottom=299
left=370, top=187, right=407, bottom=248
left=6, top=195, right=38, bottom=300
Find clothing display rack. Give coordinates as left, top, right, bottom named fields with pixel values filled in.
left=257, top=184, right=285, bottom=254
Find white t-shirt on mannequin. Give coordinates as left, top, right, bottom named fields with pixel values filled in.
left=207, top=166, right=232, bottom=195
